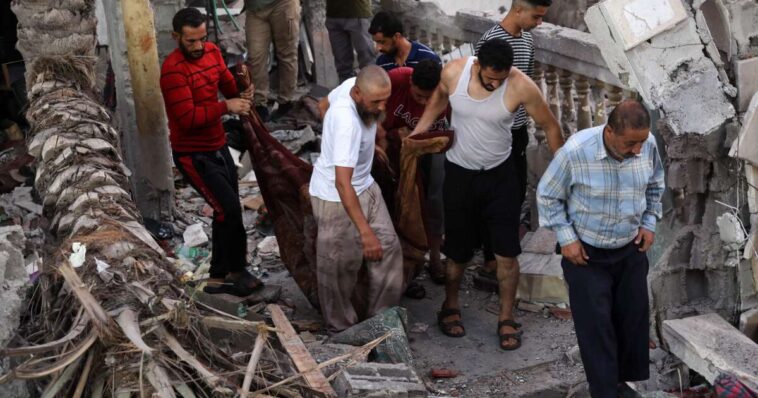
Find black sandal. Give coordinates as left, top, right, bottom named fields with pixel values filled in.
left=497, top=319, right=523, bottom=351
left=437, top=308, right=466, bottom=337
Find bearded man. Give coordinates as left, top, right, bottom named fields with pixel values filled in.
left=160, top=8, right=262, bottom=296
left=410, top=39, right=561, bottom=350
left=369, top=11, right=440, bottom=71
left=309, top=65, right=404, bottom=334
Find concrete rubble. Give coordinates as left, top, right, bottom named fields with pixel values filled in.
left=663, top=313, right=758, bottom=391
left=333, top=362, right=427, bottom=398
left=585, top=0, right=736, bottom=136
left=0, top=225, right=31, bottom=398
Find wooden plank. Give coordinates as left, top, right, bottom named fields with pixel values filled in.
left=267, top=304, right=336, bottom=397
left=662, top=313, right=758, bottom=391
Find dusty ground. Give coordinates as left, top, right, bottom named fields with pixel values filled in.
left=267, top=252, right=588, bottom=397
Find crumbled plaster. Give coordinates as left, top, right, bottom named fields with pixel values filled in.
left=585, top=0, right=736, bottom=135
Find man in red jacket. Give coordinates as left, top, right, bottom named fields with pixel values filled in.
left=161, top=8, right=261, bottom=296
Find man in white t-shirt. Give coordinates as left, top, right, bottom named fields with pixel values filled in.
left=309, top=65, right=404, bottom=334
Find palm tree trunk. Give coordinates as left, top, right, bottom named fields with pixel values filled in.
left=5, top=1, right=258, bottom=396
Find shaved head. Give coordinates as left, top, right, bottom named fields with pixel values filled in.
left=351, top=65, right=392, bottom=126
left=356, top=65, right=391, bottom=94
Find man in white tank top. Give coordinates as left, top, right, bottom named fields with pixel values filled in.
left=410, top=39, right=562, bottom=350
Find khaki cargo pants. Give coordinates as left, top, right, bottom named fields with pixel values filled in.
left=311, top=183, right=404, bottom=334
left=245, top=0, right=300, bottom=106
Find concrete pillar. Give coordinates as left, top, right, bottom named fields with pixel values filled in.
left=302, top=0, right=338, bottom=88
left=103, top=0, right=174, bottom=221
left=151, top=0, right=184, bottom=62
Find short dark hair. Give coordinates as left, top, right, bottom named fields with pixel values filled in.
left=516, top=0, right=553, bottom=7
left=607, top=99, right=651, bottom=134
left=368, top=11, right=404, bottom=38
left=477, top=39, right=513, bottom=72
left=173, top=8, right=205, bottom=34
left=411, top=60, right=442, bottom=91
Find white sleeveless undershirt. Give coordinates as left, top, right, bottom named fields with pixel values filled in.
left=447, top=56, right=515, bottom=170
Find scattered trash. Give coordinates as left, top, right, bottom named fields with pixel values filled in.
left=241, top=170, right=257, bottom=183
left=410, top=322, right=429, bottom=334
left=143, top=218, right=174, bottom=240
left=257, top=236, right=279, bottom=257
left=241, top=195, right=265, bottom=211
left=174, top=245, right=210, bottom=264
left=430, top=368, right=459, bottom=379
left=517, top=300, right=546, bottom=313
left=270, top=125, right=317, bottom=154
left=69, top=242, right=86, bottom=268
left=200, top=204, right=214, bottom=218
left=182, top=223, right=208, bottom=247
left=549, top=307, right=572, bottom=320
left=95, top=258, right=114, bottom=283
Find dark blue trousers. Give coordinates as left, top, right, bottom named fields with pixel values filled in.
left=561, top=241, right=650, bottom=398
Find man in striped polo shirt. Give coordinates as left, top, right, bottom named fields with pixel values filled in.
left=161, top=8, right=262, bottom=297
left=474, top=0, right=558, bottom=287
left=369, top=11, right=441, bottom=71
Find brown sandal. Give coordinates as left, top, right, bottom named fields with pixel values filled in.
left=438, top=308, right=466, bottom=337
left=498, top=319, right=522, bottom=351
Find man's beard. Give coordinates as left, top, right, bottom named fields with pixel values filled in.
left=357, top=104, right=385, bottom=126
left=180, top=43, right=204, bottom=59
left=383, top=45, right=398, bottom=57
left=477, top=71, right=497, bottom=92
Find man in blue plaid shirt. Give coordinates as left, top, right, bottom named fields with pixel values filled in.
left=537, top=99, right=664, bottom=398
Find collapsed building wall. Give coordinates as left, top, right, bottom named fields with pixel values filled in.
left=584, top=0, right=758, bottom=337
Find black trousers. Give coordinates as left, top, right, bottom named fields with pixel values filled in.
left=562, top=241, right=650, bottom=398
left=173, top=146, right=247, bottom=278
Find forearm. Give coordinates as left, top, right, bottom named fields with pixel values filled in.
left=411, top=89, right=449, bottom=135
left=543, top=122, right=564, bottom=154
left=336, top=182, right=372, bottom=235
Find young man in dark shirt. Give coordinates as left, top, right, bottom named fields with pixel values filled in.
left=369, top=11, right=441, bottom=71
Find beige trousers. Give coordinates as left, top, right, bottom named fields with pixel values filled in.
left=245, top=0, right=300, bottom=105
left=311, top=183, right=404, bottom=334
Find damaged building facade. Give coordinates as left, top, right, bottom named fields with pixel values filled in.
left=380, top=0, right=758, bottom=389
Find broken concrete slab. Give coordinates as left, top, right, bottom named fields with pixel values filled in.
left=307, top=342, right=367, bottom=377
left=662, top=313, right=758, bottom=390
left=585, top=1, right=735, bottom=135
left=333, top=362, right=427, bottom=398
left=597, top=0, right=689, bottom=51
left=328, top=307, right=413, bottom=366
left=735, top=57, right=758, bottom=112
left=518, top=253, right=569, bottom=304
left=730, top=92, right=758, bottom=167
left=740, top=308, right=758, bottom=343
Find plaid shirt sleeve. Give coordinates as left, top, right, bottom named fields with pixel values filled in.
left=641, top=141, right=665, bottom=232
left=537, top=148, right=579, bottom=247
